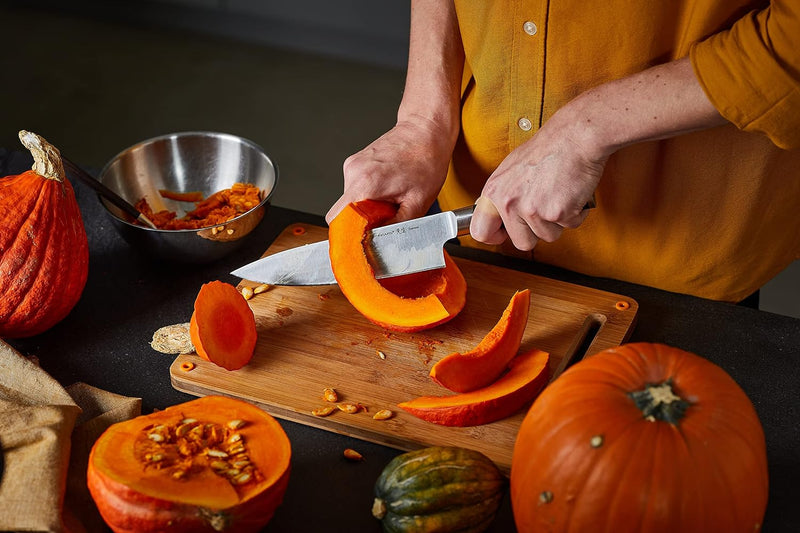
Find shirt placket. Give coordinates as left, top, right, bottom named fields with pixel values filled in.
left=512, top=0, right=548, bottom=148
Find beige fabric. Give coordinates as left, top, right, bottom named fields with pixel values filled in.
left=0, top=340, right=141, bottom=532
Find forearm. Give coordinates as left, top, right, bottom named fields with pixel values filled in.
left=560, top=57, right=727, bottom=161
left=398, top=0, right=464, bottom=149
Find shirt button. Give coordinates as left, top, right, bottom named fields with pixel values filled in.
left=523, top=21, right=538, bottom=36
left=518, top=117, right=533, bottom=131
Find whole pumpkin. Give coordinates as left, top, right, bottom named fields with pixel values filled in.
left=511, top=342, right=768, bottom=533
left=0, top=131, right=89, bottom=338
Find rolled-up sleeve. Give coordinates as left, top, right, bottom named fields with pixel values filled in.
left=690, top=1, right=800, bottom=149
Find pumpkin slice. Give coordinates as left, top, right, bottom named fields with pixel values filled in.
left=399, top=348, right=549, bottom=426
left=190, top=280, right=257, bottom=370
left=87, top=395, right=292, bottom=533
left=431, top=289, right=531, bottom=392
left=328, top=200, right=467, bottom=332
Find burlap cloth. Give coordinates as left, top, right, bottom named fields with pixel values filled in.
left=0, top=340, right=141, bottom=532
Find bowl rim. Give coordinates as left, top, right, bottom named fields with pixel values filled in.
left=97, top=131, right=279, bottom=233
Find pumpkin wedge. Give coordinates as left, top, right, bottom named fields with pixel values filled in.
left=328, top=200, right=466, bottom=332
left=431, top=289, right=531, bottom=392
left=190, top=280, right=257, bottom=370
left=399, top=348, right=549, bottom=426
left=87, top=395, right=291, bottom=533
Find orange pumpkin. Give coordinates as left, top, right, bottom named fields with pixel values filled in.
left=87, top=395, right=291, bottom=532
left=328, top=200, right=466, bottom=332
left=0, top=131, right=89, bottom=338
left=511, top=342, right=768, bottom=533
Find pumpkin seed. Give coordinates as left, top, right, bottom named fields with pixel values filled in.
left=147, top=433, right=164, bottom=443
left=312, top=405, right=337, bottom=417
left=373, top=409, right=394, bottom=421
left=337, top=402, right=360, bottom=414
left=227, top=419, right=246, bottom=430
left=590, top=435, right=604, bottom=448
left=241, top=286, right=254, bottom=300
left=232, top=472, right=252, bottom=485
left=228, top=433, right=242, bottom=443
left=207, top=449, right=229, bottom=458
left=323, top=388, right=339, bottom=402
left=343, top=448, right=364, bottom=461
left=253, top=284, right=270, bottom=294
left=210, top=460, right=229, bottom=470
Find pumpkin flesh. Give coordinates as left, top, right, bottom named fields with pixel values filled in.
left=190, top=280, right=257, bottom=370
left=328, top=200, right=466, bottom=332
left=430, top=289, right=530, bottom=392
left=399, top=348, right=549, bottom=426
left=510, top=342, right=768, bottom=533
left=87, top=395, right=291, bottom=532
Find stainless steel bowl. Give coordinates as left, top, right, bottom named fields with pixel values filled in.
left=98, top=131, right=278, bottom=263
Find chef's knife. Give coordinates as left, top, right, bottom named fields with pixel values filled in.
left=231, top=205, right=476, bottom=286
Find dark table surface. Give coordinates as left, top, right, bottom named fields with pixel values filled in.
left=2, top=148, right=798, bottom=532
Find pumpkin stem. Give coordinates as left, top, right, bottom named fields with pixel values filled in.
left=628, top=379, right=690, bottom=425
left=372, top=497, right=387, bottom=520
left=18, top=130, right=66, bottom=182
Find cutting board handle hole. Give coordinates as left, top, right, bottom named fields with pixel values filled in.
left=554, top=314, right=607, bottom=377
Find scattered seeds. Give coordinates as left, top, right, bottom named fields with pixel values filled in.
left=241, top=286, right=254, bottom=300
left=323, top=388, right=339, bottom=403
left=377, top=350, right=386, bottom=360
left=312, top=405, right=337, bottom=417
left=343, top=448, right=364, bottom=461
left=590, top=435, right=604, bottom=448
left=337, top=402, right=360, bottom=414
left=373, top=409, right=394, bottom=421
left=253, top=284, right=270, bottom=294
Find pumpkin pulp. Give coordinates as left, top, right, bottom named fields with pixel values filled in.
left=328, top=200, right=466, bottom=332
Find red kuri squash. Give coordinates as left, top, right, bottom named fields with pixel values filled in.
left=511, top=342, right=768, bottom=533
left=0, top=131, right=89, bottom=338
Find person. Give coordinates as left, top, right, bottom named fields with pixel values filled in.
left=326, top=0, right=800, bottom=303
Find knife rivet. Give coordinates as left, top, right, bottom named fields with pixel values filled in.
left=615, top=300, right=630, bottom=311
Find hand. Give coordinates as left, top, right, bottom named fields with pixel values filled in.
left=325, top=118, right=453, bottom=225
left=470, top=108, right=606, bottom=251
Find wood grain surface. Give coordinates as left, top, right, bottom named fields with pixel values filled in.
left=171, top=223, right=638, bottom=472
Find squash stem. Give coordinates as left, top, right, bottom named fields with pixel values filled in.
left=18, top=130, right=65, bottom=182
left=629, top=379, right=690, bottom=425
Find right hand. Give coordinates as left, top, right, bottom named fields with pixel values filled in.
left=325, top=117, right=453, bottom=225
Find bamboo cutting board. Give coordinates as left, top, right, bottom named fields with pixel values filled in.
left=171, top=223, right=638, bottom=472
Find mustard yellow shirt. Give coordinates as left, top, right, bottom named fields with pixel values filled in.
left=440, top=0, right=800, bottom=302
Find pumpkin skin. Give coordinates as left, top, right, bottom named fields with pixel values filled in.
left=0, top=131, right=89, bottom=338
left=511, top=342, right=768, bottom=533
left=329, top=200, right=466, bottom=332
left=430, top=289, right=530, bottom=392
left=87, top=395, right=291, bottom=533
left=399, top=348, right=549, bottom=426
left=373, top=446, right=507, bottom=533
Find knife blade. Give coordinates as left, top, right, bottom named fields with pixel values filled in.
left=231, top=205, right=476, bottom=285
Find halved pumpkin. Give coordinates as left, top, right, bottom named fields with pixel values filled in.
left=87, top=395, right=291, bottom=533
left=430, top=289, right=531, bottom=392
left=399, top=348, right=550, bottom=426
left=328, top=200, right=467, bottom=332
